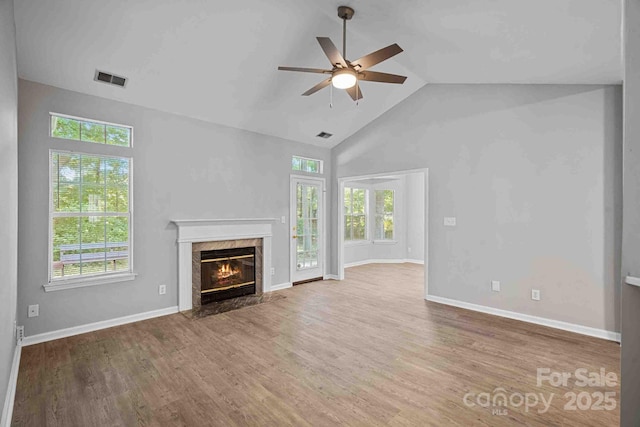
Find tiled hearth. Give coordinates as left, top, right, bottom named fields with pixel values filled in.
left=171, top=219, right=275, bottom=312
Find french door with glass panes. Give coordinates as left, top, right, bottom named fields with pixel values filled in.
left=290, top=176, right=324, bottom=283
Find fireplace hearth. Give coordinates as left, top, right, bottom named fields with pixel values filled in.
left=201, top=246, right=256, bottom=304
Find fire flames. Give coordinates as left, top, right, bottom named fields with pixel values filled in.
left=217, top=262, right=240, bottom=281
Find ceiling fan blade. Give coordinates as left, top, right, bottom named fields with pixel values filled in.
left=302, top=78, right=332, bottom=96
left=358, top=70, right=407, bottom=84
left=345, top=83, right=363, bottom=101
left=351, top=44, right=403, bottom=70
left=278, top=66, right=331, bottom=74
left=316, top=37, right=348, bottom=68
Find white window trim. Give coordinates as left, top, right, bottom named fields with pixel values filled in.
left=49, top=112, right=134, bottom=147
left=46, top=148, right=135, bottom=291
left=292, top=155, right=324, bottom=174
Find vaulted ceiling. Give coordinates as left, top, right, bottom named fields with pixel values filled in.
left=14, top=0, right=622, bottom=147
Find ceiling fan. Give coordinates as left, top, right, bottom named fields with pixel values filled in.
left=278, top=6, right=407, bottom=102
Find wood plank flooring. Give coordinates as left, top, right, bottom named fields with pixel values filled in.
left=12, top=264, right=620, bottom=426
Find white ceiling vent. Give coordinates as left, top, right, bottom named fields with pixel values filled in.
left=94, top=70, right=127, bottom=88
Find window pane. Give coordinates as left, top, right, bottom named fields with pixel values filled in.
left=106, top=217, right=129, bottom=272
left=344, top=188, right=352, bottom=214
left=384, top=214, right=394, bottom=240
left=292, top=157, right=302, bottom=171
left=354, top=215, right=366, bottom=240
left=353, top=189, right=366, bottom=214
left=80, top=216, right=107, bottom=275
left=52, top=217, right=80, bottom=278
left=292, top=156, right=321, bottom=174
left=52, top=153, right=81, bottom=212
left=385, top=190, right=394, bottom=213
left=51, top=115, right=131, bottom=147
left=344, top=215, right=352, bottom=241
left=51, top=116, right=80, bottom=140
left=80, top=121, right=106, bottom=144
left=375, top=214, right=384, bottom=240
left=106, top=125, right=131, bottom=147
left=106, top=158, right=129, bottom=212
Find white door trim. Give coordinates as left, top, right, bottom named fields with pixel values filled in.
left=290, top=174, right=327, bottom=284
left=337, top=168, right=429, bottom=297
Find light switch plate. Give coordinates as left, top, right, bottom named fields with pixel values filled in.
left=491, top=281, right=500, bottom=292
left=444, top=217, right=457, bottom=227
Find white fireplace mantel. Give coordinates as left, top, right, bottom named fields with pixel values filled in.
left=171, top=218, right=276, bottom=311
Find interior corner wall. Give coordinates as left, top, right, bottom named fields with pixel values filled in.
left=17, top=79, right=331, bottom=337
left=0, top=0, right=19, bottom=415
left=405, top=172, right=425, bottom=261
left=331, top=84, right=622, bottom=333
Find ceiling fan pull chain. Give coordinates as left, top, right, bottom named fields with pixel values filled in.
left=356, top=83, right=359, bottom=107
left=330, top=81, right=333, bottom=108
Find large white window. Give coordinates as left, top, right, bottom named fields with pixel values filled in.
left=374, top=190, right=394, bottom=240
left=344, top=187, right=367, bottom=241
left=48, top=114, right=133, bottom=289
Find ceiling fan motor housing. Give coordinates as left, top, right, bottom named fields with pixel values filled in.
left=337, top=6, right=354, bottom=20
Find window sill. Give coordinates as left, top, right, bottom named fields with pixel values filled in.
left=344, top=240, right=371, bottom=247
left=44, top=272, right=137, bottom=292
left=373, top=240, right=397, bottom=245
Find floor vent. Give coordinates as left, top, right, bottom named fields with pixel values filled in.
left=94, top=70, right=127, bottom=88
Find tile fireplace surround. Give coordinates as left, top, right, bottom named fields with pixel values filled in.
left=171, top=219, right=275, bottom=312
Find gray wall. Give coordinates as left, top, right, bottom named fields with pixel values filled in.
left=0, top=0, right=18, bottom=417
left=621, top=0, right=640, bottom=424
left=18, top=79, right=331, bottom=336
left=406, top=172, right=425, bottom=261
left=332, top=84, right=622, bottom=333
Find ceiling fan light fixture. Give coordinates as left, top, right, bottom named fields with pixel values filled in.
left=331, top=68, right=357, bottom=89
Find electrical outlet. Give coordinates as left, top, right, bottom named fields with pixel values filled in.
left=270, top=267, right=275, bottom=276
left=407, top=247, right=412, bottom=253
left=491, top=281, right=500, bottom=292
left=444, top=217, right=457, bottom=227
left=16, top=325, right=24, bottom=343
left=281, top=216, right=286, bottom=224
left=159, top=284, right=166, bottom=295
left=28, top=304, right=39, bottom=318
left=531, top=289, right=541, bottom=301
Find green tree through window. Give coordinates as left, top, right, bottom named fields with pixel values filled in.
left=344, top=187, right=367, bottom=241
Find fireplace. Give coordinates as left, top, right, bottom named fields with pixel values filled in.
left=200, top=246, right=256, bottom=304
left=171, top=219, right=273, bottom=312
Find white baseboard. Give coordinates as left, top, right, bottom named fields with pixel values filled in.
left=345, top=258, right=424, bottom=268
left=323, top=274, right=339, bottom=280
left=426, top=295, right=620, bottom=342
left=269, top=282, right=292, bottom=292
left=22, top=306, right=179, bottom=347
left=1, top=343, right=21, bottom=427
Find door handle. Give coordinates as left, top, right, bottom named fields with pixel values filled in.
left=625, top=276, right=640, bottom=287
left=292, top=235, right=298, bottom=239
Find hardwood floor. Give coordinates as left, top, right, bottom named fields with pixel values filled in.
left=12, top=263, right=620, bottom=426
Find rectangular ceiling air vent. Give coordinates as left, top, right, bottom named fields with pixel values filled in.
left=316, top=131, right=333, bottom=139
left=94, top=70, right=127, bottom=88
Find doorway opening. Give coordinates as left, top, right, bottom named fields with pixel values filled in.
left=337, top=169, right=428, bottom=297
